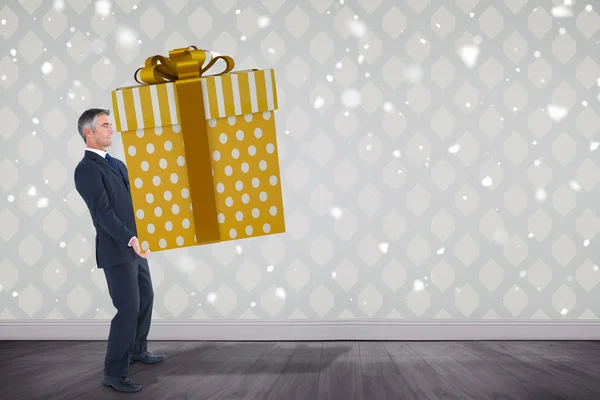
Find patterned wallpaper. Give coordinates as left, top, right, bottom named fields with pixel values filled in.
left=1, top=0, right=600, bottom=322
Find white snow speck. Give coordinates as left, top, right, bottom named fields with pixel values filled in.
left=392, top=150, right=401, bottom=158
left=275, top=287, right=286, bottom=299
left=250, top=301, right=256, bottom=307
left=32, top=118, right=39, bottom=124
left=341, top=89, right=361, bottom=108
left=313, top=96, right=325, bottom=109
left=519, top=270, right=527, bottom=278
left=116, top=27, right=137, bottom=49
left=27, top=186, right=37, bottom=196
left=560, top=308, right=568, bottom=315
left=36, top=197, right=49, bottom=208
left=590, top=141, right=599, bottom=151
left=347, top=19, right=367, bottom=38
left=535, top=188, right=547, bottom=202
left=12, top=291, right=18, bottom=297
left=594, top=265, right=599, bottom=272
left=331, top=271, right=337, bottom=278
left=207, top=292, right=217, bottom=303
left=326, top=74, right=333, bottom=82
left=437, top=247, right=445, bottom=255
left=0, top=283, right=2, bottom=292
left=53, top=0, right=65, bottom=11
left=266, top=265, right=274, bottom=272
left=41, top=62, right=53, bottom=75
left=59, top=241, right=66, bottom=248
left=481, top=176, right=493, bottom=187
left=235, top=9, right=241, bottom=14
left=383, top=102, right=394, bottom=113
left=528, top=232, right=534, bottom=238
left=547, top=104, right=568, bottom=121
left=534, top=51, right=541, bottom=58
left=569, top=180, right=581, bottom=192
left=257, top=15, right=271, bottom=28
left=267, top=47, right=276, bottom=54
left=459, top=45, right=480, bottom=68
left=551, top=6, right=573, bottom=18
left=448, top=144, right=461, bottom=154
left=235, top=245, right=243, bottom=254
left=534, top=159, right=541, bottom=166
left=10, top=49, right=16, bottom=57
left=584, top=239, right=590, bottom=247
left=403, top=64, right=422, bottom=84
left=177, top=256, right=196, bottom=274
left=586, top=5, right=593, bottom=12
left=7, top=195, right=15, bottom=202
left=329, top=206, right=343, bottom=219
left=95, top=0, right=111, bottom=17
left=379, top=242, right=389, bottom=254
left=413, top=280, right=425, bottom=292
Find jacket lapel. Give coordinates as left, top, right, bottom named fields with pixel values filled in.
left=116, top=163, right=131, bottom=192
left=86, top=151, right=130, bottom=192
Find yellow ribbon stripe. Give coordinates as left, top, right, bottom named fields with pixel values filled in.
left=113, top=69, right=278, bottom=132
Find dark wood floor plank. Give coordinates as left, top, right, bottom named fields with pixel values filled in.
left=359, top=342, right=416, bottom=400
left=482, top=342, right=600, bottom=399
left=2, top=340, right=600, bottom=399
left=262, top=342, right=322, bottom=400
left=215, top=342, right=298, bottom=400
left=384, top=342, right=462, bottom=400
left=121, top=341, right=274, bottom=400
left=474, top=341, right=598, bottom=400
left=317, top=341, right=363, bottom=400
left=407, top=341, right=562, bottom=400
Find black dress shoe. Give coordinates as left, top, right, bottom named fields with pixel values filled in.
left=131, top=351, right=165, bottom=364
left=102, top=374, right=142, bottom=392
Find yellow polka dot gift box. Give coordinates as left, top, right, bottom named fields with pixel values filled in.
left=110, top=47, right=285, bottom=252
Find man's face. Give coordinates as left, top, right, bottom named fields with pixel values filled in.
left=88, top=114, right=114, bottom=149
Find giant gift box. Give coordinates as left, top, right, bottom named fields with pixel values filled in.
left=111, top=47, right=285, bottom=252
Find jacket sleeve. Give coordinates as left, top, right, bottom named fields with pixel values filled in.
left=74, top=163, right=136, bottom=247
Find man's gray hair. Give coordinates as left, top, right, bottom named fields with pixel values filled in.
left=77, top=108, right=111, bottom=143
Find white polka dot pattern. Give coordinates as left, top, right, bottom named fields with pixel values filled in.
left=207, top=111, right=285, bottom=241
left=123, top=111, right=285, bottom=251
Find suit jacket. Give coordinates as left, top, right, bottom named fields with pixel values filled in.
left=74, top=150, right=138, bottom=268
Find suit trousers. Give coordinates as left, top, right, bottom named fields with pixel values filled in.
left=102, top=257, right=154, bottom=378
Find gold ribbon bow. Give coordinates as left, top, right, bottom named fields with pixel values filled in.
left=134, top=46, right=235, bottom=85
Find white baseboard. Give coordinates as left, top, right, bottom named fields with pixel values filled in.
left=1, top=319, right=599, bottom=341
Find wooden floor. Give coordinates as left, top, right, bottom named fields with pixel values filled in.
left=2, top=340, right=600, bottom=399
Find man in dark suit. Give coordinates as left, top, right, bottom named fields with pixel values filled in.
left=74, top=108, right=165, bottom=393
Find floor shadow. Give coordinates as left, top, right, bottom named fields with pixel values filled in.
left=148, top=341, right=351, bottom=376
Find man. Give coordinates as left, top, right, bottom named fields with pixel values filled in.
left=73, top=108, right=165, bottom=393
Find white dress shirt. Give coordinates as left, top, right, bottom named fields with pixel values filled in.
left=85, top=148, right=135, bottom=248
left=85, top=147, right=107, bottom=158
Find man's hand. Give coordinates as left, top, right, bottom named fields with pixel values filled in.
left=130, top=237, right=150, bottom=258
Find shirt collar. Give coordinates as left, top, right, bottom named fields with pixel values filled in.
left=85, top=148, right=107, bottom=158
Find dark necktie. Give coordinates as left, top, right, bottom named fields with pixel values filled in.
left=105, top=153, right=119, bottom=172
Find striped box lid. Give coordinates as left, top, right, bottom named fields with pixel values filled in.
left=111, top=68, right=278, bottom=133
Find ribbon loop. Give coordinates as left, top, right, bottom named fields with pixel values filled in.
left=134, top=46, right=236, bottom=85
